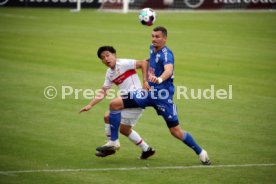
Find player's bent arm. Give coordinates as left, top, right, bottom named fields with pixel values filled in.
left=158, top=64, right=173, bottom=83
left=136, top=60, right=148, bottom=82
left=136, top=60, right=150, bottom=90
left=79, top=86, right=109, bottom=113
left=156, top=64, right=173, bottom=84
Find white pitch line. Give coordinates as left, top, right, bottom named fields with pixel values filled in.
left=0, top=13, right=38, bottom=20
left=0, top=163, right=275, bottom=175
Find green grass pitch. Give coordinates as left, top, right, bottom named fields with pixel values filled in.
left=0, top=8, right=276, bottom=184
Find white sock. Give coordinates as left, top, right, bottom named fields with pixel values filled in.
left=128, top=130, right=149, bottom=152
left=109, top=139, right=119, bottom=145
left=104, top=123, right=111, bottom=141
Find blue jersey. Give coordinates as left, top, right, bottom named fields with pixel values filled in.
left=148, top=45, right=175, bottom=95
left=125, top=45, right=179, bottom=127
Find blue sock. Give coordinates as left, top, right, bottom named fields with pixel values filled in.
left=182, top=132, right=202, bottom=155
left=109, top=110, right=121, bottom=141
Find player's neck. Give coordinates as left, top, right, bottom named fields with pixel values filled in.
left=110, top=60, right=117, bottom=70
left=154, top=45, right=166, bottom=53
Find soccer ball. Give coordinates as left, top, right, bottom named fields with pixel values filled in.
left=139, top=8, right=156, bottom=26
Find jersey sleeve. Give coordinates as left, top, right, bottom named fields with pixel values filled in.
left=103, top=70, right=113, bottom=89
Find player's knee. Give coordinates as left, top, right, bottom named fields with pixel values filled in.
left=169, top=126, right=184, bottom=140
left=119, top=127, right=127, bottom=136
left=120, top=125, right=131, bottom=136
left=104, top=112, right=109, bottom=124
left=109, top=98, right=123, bottom=110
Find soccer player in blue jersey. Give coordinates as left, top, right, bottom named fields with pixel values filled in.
left=97, top=26, right=211, bottom=165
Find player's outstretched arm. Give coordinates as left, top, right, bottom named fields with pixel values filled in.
left=79, top=86, right=108, bottom=113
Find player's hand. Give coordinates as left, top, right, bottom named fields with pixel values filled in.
left=148, top=74, right=158, bottom=83
left=143, top=81, right=151, bottom=91
left=79, top=104, right=92, bottom=113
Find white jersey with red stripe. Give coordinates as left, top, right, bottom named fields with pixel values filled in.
left=103, top=58, right=142, bottom=94
left=103, top=58, right=143, bottom=122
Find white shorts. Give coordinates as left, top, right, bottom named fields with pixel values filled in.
left=121, top=108, right=143, bottom=127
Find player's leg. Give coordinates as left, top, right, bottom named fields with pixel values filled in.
left=95, top=111, right=117, bottom=157
left=96, top=97, right=124, bottom=151
left=168, top=125, right=211, bottom=165
left=108, top=97, right=124, bottom=141
left=97, top=91, right=150, bottom=152
left=168, top=125, right=202, bottom=154
left=103, top=111, right=111, bottom=141
left=120, top=110, right=155, bottom=159
left=103, top=111, right=120, bottom=148
left=154, top=99, right=211, bottom=165
left=120, top=124, right=151, bottom=152
left=96, top=96, right=126, bottom=152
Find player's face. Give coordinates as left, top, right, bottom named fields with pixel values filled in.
left=100, top=51, right=116, bottom=69
left=151, top=31, right=167, bottom=50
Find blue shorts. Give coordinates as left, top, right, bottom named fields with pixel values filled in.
left=122, top=90, right=179, bottom=128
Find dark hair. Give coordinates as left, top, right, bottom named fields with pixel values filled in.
left=97, top=46, right=116, bottom=59
left=153, top=26, right=167, bottom=37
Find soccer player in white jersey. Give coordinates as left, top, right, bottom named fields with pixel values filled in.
left=79, top=46, right=155, bottom=159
